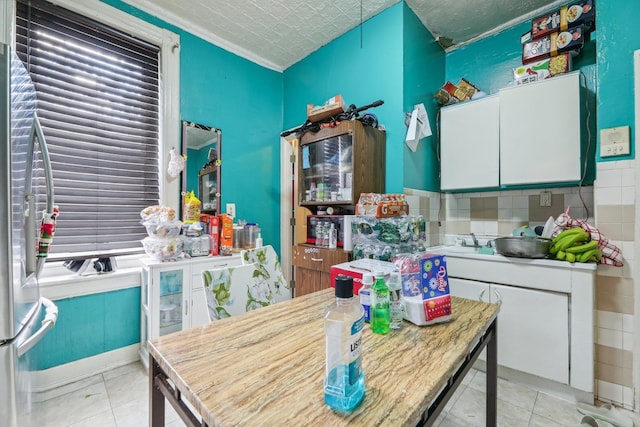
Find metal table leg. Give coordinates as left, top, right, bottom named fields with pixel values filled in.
left=486, top=319, right=498, bottom=427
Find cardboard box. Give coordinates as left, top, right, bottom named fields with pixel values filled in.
left=307, top=95, right=346, bottom=123
left=531, top=0, right=595, bottom=39
left=219, top=213, right=233, bottom=256
left=513, top=53, right=572, bottom=84
left=356, top=193, right=409, bottom=218
left=330, top=259, right=397, bottom=295
left=522, top=25, right=584, bottom=65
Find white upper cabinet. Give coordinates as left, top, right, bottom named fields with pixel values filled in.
left=499, top=72, right=582, bottom=186
left=440, top=72, right=584, bottom=191
left=440, top=95, right=500, bottom=190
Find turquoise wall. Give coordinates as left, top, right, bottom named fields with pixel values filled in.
left=283, top=3, right=405, bottom=193
left=28, top=288, right=140, bottom=370
left=402, top=2, right=444, bottom=191
left=102, top=0, right=284, bottom=250
left=596, top=0, right=639, bottom=161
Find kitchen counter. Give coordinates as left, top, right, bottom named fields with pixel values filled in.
left=429, top=245, right=598, bottom=270
left=148, top=289, right=499, bottom=426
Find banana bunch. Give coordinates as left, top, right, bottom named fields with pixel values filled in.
left=550, top=227, right=601, bottom=263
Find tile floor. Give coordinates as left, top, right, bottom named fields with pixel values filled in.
left=29, top=361, right=638, bottom=427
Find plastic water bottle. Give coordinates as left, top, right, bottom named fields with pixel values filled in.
left=328, top=223, right=337, bottom=249
left=359, top=273, right=373, bottom=323
left=388, top=272, right=404, bottom=330
left=324, top=275, right=365, bottom=412
left=371, top=271, right=390, bottom=335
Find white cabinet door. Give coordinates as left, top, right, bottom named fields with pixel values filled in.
left=190, top=286, right=209, bottom=327
left=440, top=95, right=500, bottom=190
left=492, top=283, right=569, bottom=384
left=449, top=278, right=569, bottom=384
left=499, top=72, right=582, bottom=185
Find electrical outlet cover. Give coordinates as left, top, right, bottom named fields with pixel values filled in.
left=600, top=126, right=630, bottom=157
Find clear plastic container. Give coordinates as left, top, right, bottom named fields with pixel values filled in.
left=232, top=225, right=244, bottom=252
left=143, top=220, right=182, bottom=238
left=142, top=236, right=184, bottom=260
left=244, top=224, right=261, bottom=249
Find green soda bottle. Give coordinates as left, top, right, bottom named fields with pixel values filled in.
left=371, top=271, right=390, bottom=334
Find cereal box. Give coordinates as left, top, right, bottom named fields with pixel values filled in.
left=531, top=0, right=595, bottom=39
left=219, top=213, right=233, bottom=256
left=522, top=25, right=584, bottom=65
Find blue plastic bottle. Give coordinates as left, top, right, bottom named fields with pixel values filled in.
left=324, top=275, right=365, bottom=412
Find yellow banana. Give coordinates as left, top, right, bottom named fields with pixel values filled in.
left=551, top=231, right=589, bottom=254
left=566, top=239, right=598, bottom=254
left=556, top=230, right=590, bottom=251
left=577, top=249, right=598, bottom=263
left=552, top=227, right=588, bottom=244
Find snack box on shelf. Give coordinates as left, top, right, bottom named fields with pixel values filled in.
left=513, top=53, right=572, bottom=85
left=531, top=0, right=595, bottom=39
left=522, top=25, right=585, bottom=65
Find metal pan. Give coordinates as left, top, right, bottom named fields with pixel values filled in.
left=494, top=236, right=551, bottom=258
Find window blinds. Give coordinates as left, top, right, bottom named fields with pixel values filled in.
left=16, top=0, right=161, bottom=257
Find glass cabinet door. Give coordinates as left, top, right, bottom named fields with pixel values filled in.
left=158, top=269, right=184, bottom=336
left=300, top=133, right=353, bottom=204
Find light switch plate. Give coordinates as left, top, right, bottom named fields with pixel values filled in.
left=226, top=203, right=236, bottom=218
left=600, top=126, right=630, bottom=157
left=540, top=191, right=552, bottom=207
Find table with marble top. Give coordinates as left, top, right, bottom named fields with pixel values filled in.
left=148, top=288, right=499, bottom=427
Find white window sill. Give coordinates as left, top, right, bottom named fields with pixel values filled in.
left=38, top=254, right=146, bottom=300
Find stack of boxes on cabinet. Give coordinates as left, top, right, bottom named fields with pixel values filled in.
left=517, top=0, right=595, bottom=84
left=350, top=193, right=427, bottom=261
left=434, top=0, right=596, bottom=106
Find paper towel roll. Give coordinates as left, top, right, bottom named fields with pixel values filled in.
left=343, top=215, right=354, bottom=251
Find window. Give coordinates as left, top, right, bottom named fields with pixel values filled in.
left=15, top=0, right=179, bottom=258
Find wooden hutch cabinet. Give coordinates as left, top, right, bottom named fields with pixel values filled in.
left=292, top=120, right=386, bottom=297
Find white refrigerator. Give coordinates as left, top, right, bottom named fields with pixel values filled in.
left=0, top=43, right=59, bottom=426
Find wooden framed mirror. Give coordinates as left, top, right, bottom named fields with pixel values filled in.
left=181, top=120, right=221, bottom=215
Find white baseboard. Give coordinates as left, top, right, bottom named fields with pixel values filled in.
left=28, top=344, right=140, bottom=399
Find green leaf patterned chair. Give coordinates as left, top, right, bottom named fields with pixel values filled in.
left=201, top=245, right=291, bottom=321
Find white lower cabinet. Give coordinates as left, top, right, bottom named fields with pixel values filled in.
left=450, top=278, right=569, bottom=384
left=139, top=255, right=241, bottom=367
left=442, top=252, right=595, bottom=394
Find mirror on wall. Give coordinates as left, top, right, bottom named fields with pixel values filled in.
left=182, top=120, right=221, bottom=215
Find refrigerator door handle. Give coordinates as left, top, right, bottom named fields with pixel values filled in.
left=17, top=297, right=58, bottom=358
left=23, top=114, right=55, bottom=276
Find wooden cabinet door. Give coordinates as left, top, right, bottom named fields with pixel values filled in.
left=292, top=245, right=350, bottom=297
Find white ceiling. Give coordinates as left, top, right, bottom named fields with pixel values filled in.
left=122, top=0, right=567, bottom=71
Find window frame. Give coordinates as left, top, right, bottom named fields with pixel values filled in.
left=11, top=0, right=180, bottom=259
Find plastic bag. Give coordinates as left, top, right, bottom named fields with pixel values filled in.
left=183, top=191, right=201, bottom=224
left=167, top=148, right=185, bottom=179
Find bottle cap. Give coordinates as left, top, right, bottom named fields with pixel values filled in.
left=362, top=273, right=374, bottom=285
left=334, top=275, right=354, bottom=298
left=387, top=272, right=402, bottom=291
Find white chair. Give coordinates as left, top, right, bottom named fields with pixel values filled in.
left=201, top=245, right=291, bottom=322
